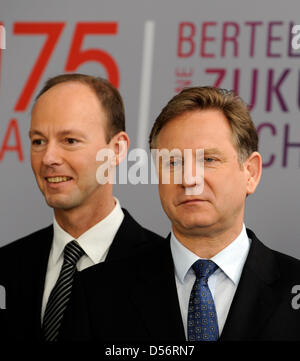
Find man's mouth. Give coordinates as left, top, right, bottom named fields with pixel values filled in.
left=179, top=198, right=206, bottom=205
left=46, top=176, right=72, bottom=183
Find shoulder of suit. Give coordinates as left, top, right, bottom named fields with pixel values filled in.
left=140, top=227, right=164, bottom=242
left=247, top=227, right=300, bottom=279
left=121, top=208, right=164, bottom=242
left=80, top=234, right=169, bottom=285
left=272, top=249, right=300, bottom=272
left=0, top=224, right=53, bottom=254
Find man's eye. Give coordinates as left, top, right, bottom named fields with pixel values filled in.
left=204, top=157, right=215, bottom=163
left=31, top=139, right=45, bottom=145
left=65, top=138, right=78, bottom=144
left=169, top=159, right=182, bottom=167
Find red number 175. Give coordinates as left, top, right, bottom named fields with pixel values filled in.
left=13, top=22, right=119, bottom=112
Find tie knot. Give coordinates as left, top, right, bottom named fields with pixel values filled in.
left=63, top=240, right=85, bottom=265
left=192, top=259, right=218, bottom=280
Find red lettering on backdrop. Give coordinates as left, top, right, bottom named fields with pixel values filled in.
left=257, top=123, right=276, bottom=168
left=205, top=68, right=226, bottom=87
left=266, top=69, right=290, bottom=111
left=0, top=119, right=24, bottom=162
left=245, top=21, right=263, bottom=57
left=65, top=22, right=119, bottom=88
left=3, top=21, right=120, bottom=163
left=175, top=20, right=300, bottom=169
left=282, top=124, right=300, bottom=167
left=174, top=67, right=194, bottom=93
left=266, top=21, right=283, bottom=58
left=177, top=22, right=196, bottom=58
left=221, top=22, right=240, bottom=57
left=13, top=22, right=65, bottom=112
left=200, top=22, right=216, bottom=58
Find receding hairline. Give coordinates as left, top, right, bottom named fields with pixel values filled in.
left=33, top=80, right=101, bottom=106
left=31, top=80, right=111, bottom=136
left=33, top=73, right=126, bottom=142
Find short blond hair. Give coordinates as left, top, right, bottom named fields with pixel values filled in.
left=149, top=86, right=258, bottom=163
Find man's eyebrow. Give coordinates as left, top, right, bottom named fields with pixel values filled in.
left=28, top=130, right=43, bottom=138
left=28, top=129, right=85, bottom=138
left=57, top=129, right=85, bottom=137
left=204, top=148, right=222, bottom=155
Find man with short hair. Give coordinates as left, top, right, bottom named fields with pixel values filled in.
left=64, top=86, right=300, bottom=341
left=0, top=73, right=163, bottom=341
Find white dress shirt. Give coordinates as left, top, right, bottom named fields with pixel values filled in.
left=170, top=224, right=250, bottom=339
left=41, top=198, right=124, bottom=321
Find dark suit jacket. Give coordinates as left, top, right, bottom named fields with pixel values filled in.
left=63, top=229, right=300, bottom=341
left=0, top=209, right=163, bottom=340
left=0, top=309, right=7, bottom=341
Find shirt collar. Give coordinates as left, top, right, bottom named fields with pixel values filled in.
left=171, top=233, right=199, bottom=284
left=210, top=224, right=250, bottom=285
left=170, top=224, right=250, bottom=285
left=52, top=197, right=124, bottom=265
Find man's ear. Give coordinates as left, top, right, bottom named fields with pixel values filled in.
left=244, top=151, right=262, bottom=195
left=109, top=131, right=130, bottom=166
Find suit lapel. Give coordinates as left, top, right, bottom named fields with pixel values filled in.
left=21, top=226, right=53, bottom=339
left=130, top=237, right=186, bottom=341
left=220, top=229, right=280, bottom=341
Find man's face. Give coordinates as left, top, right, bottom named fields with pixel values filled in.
left=30, top=82, right=112, bottom=212
left=156, top=109, right=254, bottom=238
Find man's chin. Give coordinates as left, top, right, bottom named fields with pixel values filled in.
left=45, top=197, right=80, bottom=211
left=176, top=218, right=216, bottom=233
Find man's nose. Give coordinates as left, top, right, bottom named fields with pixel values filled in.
left=182, top=168, right=197, bottom=187
left=182, top=157, right=204, bottom=187
left=42, top=142, right=63, bottom=167
left=182, top=155, right=204, bottom=195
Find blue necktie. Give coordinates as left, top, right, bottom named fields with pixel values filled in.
left=187, top=259, right=219, bottom=341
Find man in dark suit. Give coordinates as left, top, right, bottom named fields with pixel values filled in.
left=0, top=73, right=162, bottom=341
left=63, top=86, right=300, bottom=341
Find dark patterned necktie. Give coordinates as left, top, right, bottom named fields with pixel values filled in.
left=42, top=240, right=85, bottom=341
left=187, top=259, right=219, bottom=341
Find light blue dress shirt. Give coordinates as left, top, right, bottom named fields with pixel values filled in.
left=170, top=224, right=250, bottom=339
